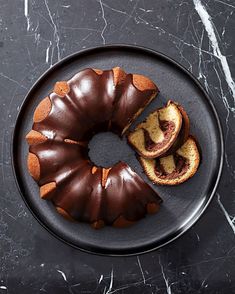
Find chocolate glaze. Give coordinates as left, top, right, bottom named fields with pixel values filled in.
left=103, top=162, right=162, bottom=223
left=52, top=164, right=103, bottom=222
left=33, top=69, right=115, bottom=141
left=160, top=105, right=190, bottom=157
left=29, top=68, right=162, bottom=226
left=154, top=154, right=189, bottom=179
left=144, top=120, right=175, bottom=151
left=33, top=69, right=156, bottom=141
left=111, top=74, right=155, bottom=134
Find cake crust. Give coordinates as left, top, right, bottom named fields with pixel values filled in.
left=132, top=74, right=157, bottom=92
left=53, top=81, right=70, bottom=97
left=112, top=67, right=126, bottom=86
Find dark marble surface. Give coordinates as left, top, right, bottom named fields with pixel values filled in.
left=1, top=0, right=235, bottom=293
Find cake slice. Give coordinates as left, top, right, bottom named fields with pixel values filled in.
left=160, top=103, right=190, bottom=157
left=128, top=101, right=184, bottom=158
left=139, top=136, right=200, bottom=185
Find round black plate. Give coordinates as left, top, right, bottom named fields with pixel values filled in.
left=12, top=45, right=223, bottom=256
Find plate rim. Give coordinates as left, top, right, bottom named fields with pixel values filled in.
left=11, top=44, right=224, bottom=256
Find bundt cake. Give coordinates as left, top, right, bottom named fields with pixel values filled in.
left=161, top=103, right=190, bottom=157
left=26, top=67, right=163, bottom=228
left=139, top=136, right=200, bottom=185
left=128, top=101, right=189, bottom=158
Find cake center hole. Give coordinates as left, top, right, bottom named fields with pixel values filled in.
left=88, top=132, right=134, bottom=168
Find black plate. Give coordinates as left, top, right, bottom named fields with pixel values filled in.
left=12, top=45, right=224, bottom=256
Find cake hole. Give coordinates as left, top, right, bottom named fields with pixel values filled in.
left=88, top=132, right=134, bottom=168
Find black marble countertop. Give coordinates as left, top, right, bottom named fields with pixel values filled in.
left=1, top=0, right=235, bottom=293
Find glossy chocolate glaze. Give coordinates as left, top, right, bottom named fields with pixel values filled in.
left=29, top=68, right=162, bottom=226
left=103, top=162, right=162, bottom=223
left=33, top=69, right=115, bottom=141
left=30, top=141, right=88, bottom=186
left=52, top=163, right=103, bottom=222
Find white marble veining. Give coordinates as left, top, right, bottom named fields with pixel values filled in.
left=215, top=0, right=235, bottom=9
left=194, top=0, right=235, bottom=107
left=24, top=0, right=31, bottom=31
left=0, top=72, right=27, bottom=90
left=105, top=268, right=114, bottom=294
left=57, top=269, right=68, bottom=282
left=44, top=0, right=61, bottom=62
left=159, top=256, right=172, bottom=294
left=137, top=256, right=146, bottom=284
left=99, top=274, right=104, bottom=284
left=45, top=41, right=52, bottom=64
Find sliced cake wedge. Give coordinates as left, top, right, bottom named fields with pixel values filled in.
left=139, top=136, right=200, bottom=185
left=128, top=101, right=183, bottom=158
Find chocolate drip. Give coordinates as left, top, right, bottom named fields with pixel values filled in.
left=52, top=162, right=162, bottom=224
left=154, top=154, right=189, bottom=179
left=52, top=164, right=103, bottom=222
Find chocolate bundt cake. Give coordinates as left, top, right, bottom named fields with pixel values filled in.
left=128, top=101, right=189, bottom=158
left=26, top=67, right=163, bottom=228
left=140, top=136, right=200, bottom=185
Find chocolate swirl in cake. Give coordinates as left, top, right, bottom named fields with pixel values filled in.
left=27, top=68, right=162, bottom=228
